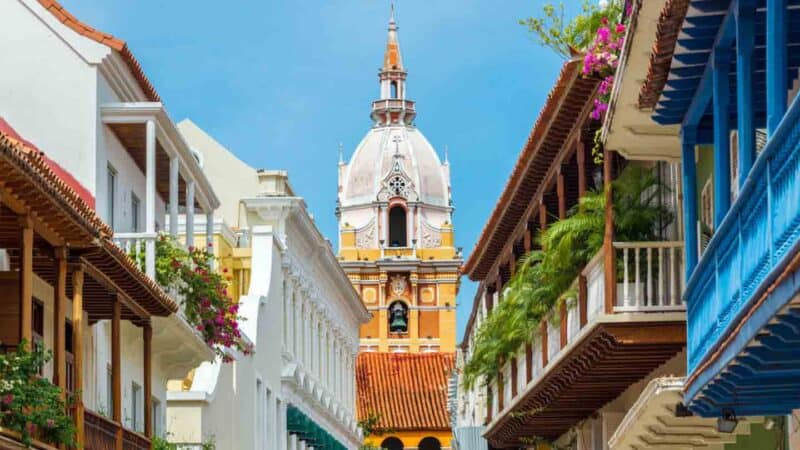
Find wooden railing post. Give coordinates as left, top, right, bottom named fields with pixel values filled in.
left=112, top=294, right=122, bottom=450
left=19, top=215, right=33, bottom=346
left=579, top=275, right=588, bottom=327
left=560, top=302, right=568, bottom=348
left=603, top=149, right=617, bottom=313
left=143, top=322, right=153, bottom=439
left=577, top=141, right=587, bottom=199
left=54, top=247, right=67, bottom=390
left=540, top=321, right=549, bottom=367
left=72, top=268, right=85, bottom=449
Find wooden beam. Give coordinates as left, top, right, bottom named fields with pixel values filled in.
left=112, top=295, right=122, bottom=450
left=143, top=322, right=153, bottom=438
left=53, top=247, right=67, bottom=390
left=19, top=215, right=33, bottom=346
left=1, top=184, right=65, bottom=246
left=72, top=268, right=85, bottom=449
left=80, top=258, right=151, bottom=321
left=603, top=150, right=617, bottom=313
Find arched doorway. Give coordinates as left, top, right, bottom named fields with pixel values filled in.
left=388, top=206, right=407, bottom=247
left=380, top=436, right=404, bottom=450
left=418, top=437, right=441, bottom=450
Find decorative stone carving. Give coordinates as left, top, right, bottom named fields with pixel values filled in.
left=356, top=218, right=377, bottom=249
left=390, top=274, right=408, bottom=296
left=420, top=220, right=442, bottom=248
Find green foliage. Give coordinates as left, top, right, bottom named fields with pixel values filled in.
left=519, top=0, right=624, bottom=59
left=150, top=235, right=252, bottom=361
left=0, top=341, right=76, bottom=447
left=462, top=166, right=671, bottom=389
left=152, top=434, right=216, bottom=450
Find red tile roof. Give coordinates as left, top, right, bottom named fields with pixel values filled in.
left=37, top=0, right=161, bottom=103
left=356, top=352, right=455, bottom=431
left=0, top=118, right=95, bottom=209
left=0, top=124, right=177, bottom=316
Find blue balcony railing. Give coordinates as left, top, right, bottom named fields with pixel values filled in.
left=686, top=92, right=800, bottom=376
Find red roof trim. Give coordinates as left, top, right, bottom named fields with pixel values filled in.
left=37, top=0, right=161, bottom=103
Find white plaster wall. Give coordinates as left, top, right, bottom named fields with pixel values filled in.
left=103, top=126, right=167, bottom=232
left=176, top=119, right=260, bottom=228
left=0, top=0, right=107, bottom=193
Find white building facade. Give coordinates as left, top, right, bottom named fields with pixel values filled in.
left=0, top=0, right=220, bottom=441
left=167, top=123, right=369, bottom=449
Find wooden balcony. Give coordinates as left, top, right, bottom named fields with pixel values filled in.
left=684, top=90, right=800, bottom=417
left=84, top=410, right=150, bottom=450
left=484, top=242, right=686, bottom=447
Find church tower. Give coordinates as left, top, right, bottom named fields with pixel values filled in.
left=337, top=6, right=461, bottom=355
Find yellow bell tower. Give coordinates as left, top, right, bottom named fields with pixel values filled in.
left=336, top=6, right=461, bottom=355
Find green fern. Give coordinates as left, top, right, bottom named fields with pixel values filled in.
left=462, top=165, right=671, bottom=389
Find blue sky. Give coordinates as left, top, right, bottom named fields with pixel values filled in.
left=61, top=0, right=572, bottom=339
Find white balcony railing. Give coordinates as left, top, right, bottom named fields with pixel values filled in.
left=490, top=241, right=686, bottom=419
left=613, top=241, right=685, bottom=312
left=113, top=232, right=158, bottom=278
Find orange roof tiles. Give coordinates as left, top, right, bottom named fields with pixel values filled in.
left=0, top=124, right=177, bottom=316
left=356, top=352, right=455, bottom=431
left=37, top=0, right=161, bottom=103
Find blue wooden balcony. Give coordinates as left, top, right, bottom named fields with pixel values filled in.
left=653, top=0, right=800, bottom=416
left=684, top=93, right=800, bottom=416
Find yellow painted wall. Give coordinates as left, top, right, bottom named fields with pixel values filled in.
left=363, top=430, right=452, bottom=449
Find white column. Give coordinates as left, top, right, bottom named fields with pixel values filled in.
left=145, top=119, right=157, bottom=279
left=185, top=181, right=195, bottom=249
left=278, top=400, right=287, bottom=450
left=169, top=157, right=180, bottom=237
left=407, top=205, right=413, bottom=247
left=205, top=211, right=214, bottom=249
left=293, top=286, right=300, bottom=357
left=289, top=434, right=298, bottom=450
left=310, top=309, right=317, bottom=374
left=382, top=206, right=389, bottom=243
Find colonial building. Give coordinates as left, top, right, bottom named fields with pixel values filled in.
left=167, top=121, right=369, bottom=450
left=0, top=1, right=219, bottom=447
left=602, top=0, right=800, bottom=447
left=459, top=54, right=690, bottom=449
left=339, top=9, right=460, bottom=450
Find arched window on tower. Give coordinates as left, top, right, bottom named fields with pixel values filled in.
left=388, top=206, right=407, bottom=247
left=418, top=437, right=442, bottom=450
left=390, top=81, right=398, bottom=99
left=381, top=437, right=404, bottom=450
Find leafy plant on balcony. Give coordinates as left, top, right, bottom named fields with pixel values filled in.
left=519, top=0, right=624, bottom=59
left=153, top=234, right=252, bottom=361
left=0, top=341, right=76, bottom=447
left=462, top=166, right=671, bottom=389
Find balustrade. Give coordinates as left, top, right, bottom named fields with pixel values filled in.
left=493, top=241, right=686, bottom=417
left=112, top=232, right=158, bottom=278
left=83, top=410, right=151, bottom=450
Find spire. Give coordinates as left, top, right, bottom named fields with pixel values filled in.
left=383, top=3, right=403, bottom=72
left=338, top=142, right=344, bottom=165
left=371, top=3, right=416, bottom=126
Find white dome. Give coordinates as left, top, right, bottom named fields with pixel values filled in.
left=340, top=125, right=449, bottom=208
